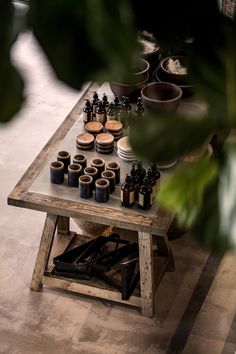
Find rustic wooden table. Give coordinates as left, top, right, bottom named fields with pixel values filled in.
left=8, top=82, right=176, bottom=317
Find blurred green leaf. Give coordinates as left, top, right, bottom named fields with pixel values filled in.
left=0, top=0, right=24, bottom=123
left=28, top=0, right=140, bottom=90
left=157, top=157, right=218, bottom=228
left=128, top=114, right=214, bottom=162
left=191, top=177, right=235, bottom=253
left=0, top=64, right=24, bottom=123
left=218, top=143, right=236, bottom=249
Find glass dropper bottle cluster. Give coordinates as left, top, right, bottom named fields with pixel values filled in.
left=121, top=161, right=160, bottom=210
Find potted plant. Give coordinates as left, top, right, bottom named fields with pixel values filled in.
left=1, top=0, right=236, bottom=252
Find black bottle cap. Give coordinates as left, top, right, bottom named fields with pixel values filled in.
left=103, top=93, right=108, bottom=102
left=143, top=177, right=149, bottom=185
left=136, top=160, right=142, bottom=168
left=125, top=174, right=133, bottom=184
left=114, top=95, right=120, bottom=104
left=92, top=91, right=98, bottom=100
left=84, top=99, right=91, bottom=107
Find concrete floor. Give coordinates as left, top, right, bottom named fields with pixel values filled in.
left=0, top=18, right=236, bottom=354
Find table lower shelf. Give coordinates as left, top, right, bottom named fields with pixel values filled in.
left=42, top=273, right=142, bottom=307
left=43, top=229, right=170, bottom=309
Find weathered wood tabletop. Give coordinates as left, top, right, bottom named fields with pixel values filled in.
left=8, top=81, right=205, bottom=316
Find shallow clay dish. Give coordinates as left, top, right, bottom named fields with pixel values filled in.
left=117, top=136, right=132, bottom=152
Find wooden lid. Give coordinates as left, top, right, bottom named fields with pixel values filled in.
left=105, top=121, right=123, bottom=132
left=76, top=133, right=94, bottom=145
left=96, top=133, right=114, bottom=146
left=85, top=121, right=103, bottom=133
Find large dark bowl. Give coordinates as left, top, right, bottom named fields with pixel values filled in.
left=131, top=58, right=150, bottom=83
left=109, top=75, right=149, bottom=100
left=160, top=56, right=189, bottom=86
left=138, top=31, right=161, bottom=69
left=141, top=82, right=182, bottom=114
left=155, top=65, right=193, bottom=98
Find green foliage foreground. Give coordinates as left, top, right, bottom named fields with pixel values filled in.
left=1, top=0, right=236, bottom=253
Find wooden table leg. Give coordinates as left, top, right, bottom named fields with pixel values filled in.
left=138, top=231, right=154, bottom=317
left=30, top=213, right=58, bottom=291
left=57, top=216, right=70, bottom=235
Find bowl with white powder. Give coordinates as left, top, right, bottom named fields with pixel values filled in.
left=160, top=56, right=189, bottom=86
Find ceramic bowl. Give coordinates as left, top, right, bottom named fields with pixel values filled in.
left=109, top=75, right=149, bottom=99
left=138, top=31, right=161, bottom=69
left=131, top=58, right=150, bottom=83
left=160, top=56, right=188, bottom=86
left=155, top=65, right=193, bottom=98
left=141, top=82, right=182, bottom=114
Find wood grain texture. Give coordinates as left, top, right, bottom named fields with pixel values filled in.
left=46, top=231, right=76, bottom=273
left=10, top=192, right=155, bottom=232
left=7, top=82, right=99, bottom=201
left=42, top=275, right=142, bottom=308
left=138, top=232, right=154, bottom=317
left=30, top=213, right=58, bottom=291
left=8, top=81, right=175, bottom=316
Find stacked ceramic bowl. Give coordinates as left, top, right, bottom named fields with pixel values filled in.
left=95, top=133, right=114, bottom=154
left=117, top=137, right=136, bottom=162
left=76, top=133, right=94, bottom=150
left=155, top=55, right=193, bottom=98
left=109, top=58, right=150, bottom=100
left=104, top=121, right=123, bottom=141
left=85, top=121, right=103, bottom=136
left=138, top=31, right=161, bottom=73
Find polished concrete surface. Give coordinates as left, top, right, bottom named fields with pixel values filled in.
left=0, top=28, right=236, bottom=354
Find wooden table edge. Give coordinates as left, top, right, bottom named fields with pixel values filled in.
left=7, top=82, right=100, bottom=200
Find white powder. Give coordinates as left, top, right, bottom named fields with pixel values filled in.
left=166, top=58, right=187, bottom=75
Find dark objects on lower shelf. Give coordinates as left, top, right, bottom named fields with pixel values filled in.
left=53, top=234, right=140, bottom=300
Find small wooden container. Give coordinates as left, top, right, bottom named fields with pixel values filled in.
left=50, top=161, right=64, bottom=184
left=95, top=178, right=110, bottom=203
left=84, top=166, right=99, bottom=188
left=91, top=158, right=105, bottom=177
left=101, top=170, right=116, bottom=193
left=73, top=154, right=87, bottom=172
left=79, top=175, right=93, bottom=199
left=57, top=151, right=71, bottom=173
left=68, top=163, right=82, bottom=187
left=106, top=161, right=120, bottom=184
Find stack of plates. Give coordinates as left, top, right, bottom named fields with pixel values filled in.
left=85, top=121, right=103, bottom=136
left=95, top=133, right=114, bottom=154
left=117, top=137, right=136, bottom=161
left=76, top=133, right=94, bottom=150
left=105, top=121, right=123, bottom=141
